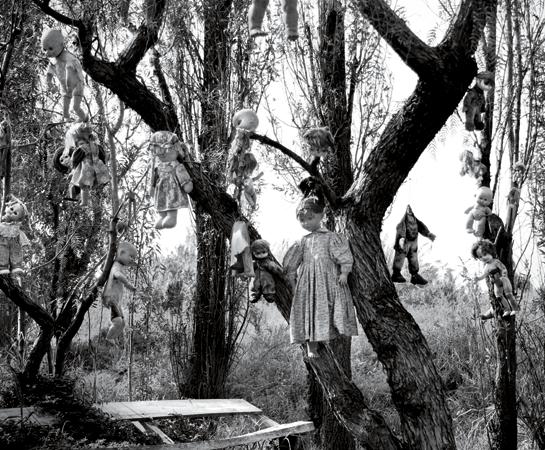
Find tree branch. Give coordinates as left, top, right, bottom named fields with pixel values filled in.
left=31, top=0, right=82, bottom=27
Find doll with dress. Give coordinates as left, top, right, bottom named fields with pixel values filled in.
left=471, top=240, right=518, bottom=319
left=248, top=0, right=299, bottom=40
left=283, top=197, right=358, bottom=358
left=250, top=239, right=283, bottom=303
left=466, top=186, right=493, bottom=237
left=149, top=131, right=193, bottom=229
left=41, top=29, right=87, bottom=122
left=64, top=123, right=110, bottom=206
left=0, top=197, right=30, bottom=276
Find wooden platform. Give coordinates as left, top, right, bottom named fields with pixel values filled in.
left=0, top=406, right=57, bottom=426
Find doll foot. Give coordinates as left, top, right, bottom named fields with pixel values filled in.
left=502, top=311, right=511, bottom=318
left=480, top=308, right=494, bottom=320
left=263, top=295, right=275, bottom=303
left=307, top=341, right=319, bottom=358
left=286, top=32, right=299, bottom=41
left=249, top=28, right=267, bottom=38
left=410, top=273, right=428, bottom=286
left=391, top=272, right=406, bottom=283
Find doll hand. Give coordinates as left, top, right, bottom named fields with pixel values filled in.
left=429, top=233, right=436, bottom=242
left=399, top=238, right=405, bottom=248
left=338, top=273, right=349, bottom=285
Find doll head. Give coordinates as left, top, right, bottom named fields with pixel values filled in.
left=65, top=122, right=93, bottom=151
left=41, top=29, right=65, bottom=58
left=251, top=239, right=271, bottom=260
left=475, top=186, right=493, bottom=207
left=2, top=198, right=28, bottom=223
left=475, top=71, right=494, bottom=92
left=296, top=197, right=325, bottom=232
left=471, top=239, right=496, bottom=262
left=302, top=127, right=335, bottom=158
left=240, top=152, right=258, bottom=176
left=150, top=131, right=186, bottom=163
left=232, top=109, right=259, bottom=132
left=116, top=241, right=137, bottom=266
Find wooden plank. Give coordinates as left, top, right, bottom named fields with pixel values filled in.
left=94, top=399, right=262, bottom=420
left=0, top=407, right=57, bottom=426
left=145, top=421, right=175, bottom=445
left=131, top=420, right=148, bottom=434
left=256, top=414, right=280, bottom=428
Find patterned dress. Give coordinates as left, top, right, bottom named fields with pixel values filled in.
left=154, top=161, right=191, bottom=211
left=284, top=228, right=358, bottom=344
left=71, top=143, right=110, bottom=188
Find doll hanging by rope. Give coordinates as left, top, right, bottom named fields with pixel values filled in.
left=465, top=186, right=493, bottom=237
left=471, top=240, right=518, bottom=319
left=102, top=241, right=137, bottom=343
left=149, top=131, right=193, bottom=229
left=248, top=0, right=299, bottom=40
left=0, top=196, right=30, bottom=277
left=462, top=71, right=494, bottom=132
left=64, top=123, right=110, bottom=206
left=250, top=239, right=283, bottom=303
left=283, top=197, right=358, bottom=358
left=41, top=29, right=87, bottom=122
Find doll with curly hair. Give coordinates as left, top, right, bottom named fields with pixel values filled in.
left=250, top=239, right=283, bottom=303
left=0, top=197, right=30, bottom=276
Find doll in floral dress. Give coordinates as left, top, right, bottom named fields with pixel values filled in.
left=283, top=197, right=358, bottom=357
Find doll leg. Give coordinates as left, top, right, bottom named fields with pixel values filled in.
left=63, top=94, right=73, bottom=120
left=407, top=241, right=428, bottom=285
left=155, top=211, right=167, bottom=229
left=248, top=0, right=269, bottom=37
left=242, top=247, right=255, bottom=277
left=475, top=217, right=486, bottom=237
left=501, top=277, right=519, bottom=314
left=474, top=110, right=485, bottom=131
left=106, top=304, right=125, bottom=341
left=0, top=239, right=10, bottom=275
left=72, top=94, right=88, bottom=122
left=282, top=0, right=298, bottom=40
left=161, top=210, right=178, bottom=229
left=391, top=248, right=407, bottom=282
left=307, top=341, right=319, bottom=358
left=9, top=240, right=23, bottom=275
left=80, top=186, right=91, bottom=206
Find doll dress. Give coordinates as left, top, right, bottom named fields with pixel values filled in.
left=154, top=161, right=190, bottom=211
left=71, top=143, right=110, bottom=188
left=284, top=228, right=358, bottom=344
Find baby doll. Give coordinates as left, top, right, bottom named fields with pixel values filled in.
left=283, top=197, right=358, bottom=358
left=230, top=221, right=255, bottom=278
left=41, top=29, right=87, bottom=122
left=471, top=240, right=518, bottom=318
left=0, top=197, right=30, bottom=276
left=462, top=71, right=494, bottom=132
left=65, top=123, right=110, bottom=206
left=391, top=205, right=436, bottom=285
left=227, top=110, right=259, bottom=183
left=149, top=131, right=193, bottom=229
left=459, top=149, right=487, bottom=184
left=250, top=239, right=283, bottom=303
left=248, top=0, right=299, bottom=40
left=302, top=127, right=335, bottom=170
left=465, top=186, right=493, bottom=237
left=102, top=241, right=137, bottom=342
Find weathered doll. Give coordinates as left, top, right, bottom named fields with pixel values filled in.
left=391, top=205, right=436, bottom=285
left=65, top=123, right=110, bottom=206
left=465, top=186, right=493, bottom=237
left=302, top=127, right=335, bottom=169
left=459, top=149, right=487, bottom=184
left=248, top=0, right=299, bottom=40
left=462, top=71, right=494, bottom=132
left=149, top=131, right=193, bottom=229
left=283, top=197, right=358, bottom=358
left=471, top=240, right=518, bottom=319
left=227, top=110, right=259, bottom=182
left=0, top=197, right=30, bottom=276
left=298, top=176, right=325, bottom=206
left=102, top=241, right=137, bottom=342
left=250, top=239, right=283, bottom=303
left=230, top=221, right=255, bottom=278
left=41, top=29, right=87, bottom=122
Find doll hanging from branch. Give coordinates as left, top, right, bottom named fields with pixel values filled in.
left=302, top=127, right=335, bottom=170
left=149, top=131, right=193, bottom=229
left=462, top=71, right=494, bottom=132
left=248, top=0, right=299, bottom=40
left=41, top=29, right=87, bottom=122
left=465, top=186, right=493, bottom=237
left=250, top=239, right=283, bottom=303
left=0, top=196, right=30, bottom=277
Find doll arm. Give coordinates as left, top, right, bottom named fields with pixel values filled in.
left=149, top=165, right=158, bottom=197
left=416, top=219, right=435, bottom=241
left=330, top=234, right=353, bottom=275
left=465, top=211, right=476, bottom=233
left=46, top=64, right=58, bottom=92
left=262, top=259, right=284, bottom=277
left=112, top=264, right=136, bottom=291
left=72, top=146, right=86, bottom=167
left=282, top=241, right=302, bottom=287
left=176, top=163, right=193, bottom=193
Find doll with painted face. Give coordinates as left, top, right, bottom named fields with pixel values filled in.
left=250, top=239, right=283, bottom=303
left=248, top=0, right=299, bottom=40
left=283, top=197, right=358, bottom=358
left=0, top=197, right=30, bottom=276
left=149, top=131, right=193, bottom=229
left=462, top=71, right=494, bottom=132
left=466, top=186, right=493, bottom=237
left=471, top=240, right=518, bottom=319
left=302, top=127, right=335, bottom=170
left=102, top=241, right=137, bottom=342
left=65, top=123, right=110, bottom=206
left=41, top=29, right=87, bottom=122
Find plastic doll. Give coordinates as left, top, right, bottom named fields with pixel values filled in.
left=149, top=131, right=193, bottom=229
left=102, top=241, right=137, bottom=342
left=41, top=29, right=87, bottom=122
left=302, top=127, right=335, bottom=169
left=466, top=186, right=493, bottom=237
left=64, top=123, right=110, bottom=206
left=250, top=239, right=283, bottom=303
left=227, top=109, right=259, bottom=183
left=230, top=221, right=255, bottom=278
left=391, top=205, right=436, bottom=285
left=248, top=0, right=298, bottom=40
left=462, top=71, right=494, bottom=132
left=0, top=197, right=30, bottom=276
left=471, top=240, right=518, bottom=319
left=283, top=197, right=358, bottom=358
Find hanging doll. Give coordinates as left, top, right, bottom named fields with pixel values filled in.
left=465, top=186, right=493, bottom=237
left=248, top=0, right=299, bottom=40
left=64, top=123, right=110, bottom=206
left=283, top=197, right=358, bottom=358
left=41, top=29, right=87, bottom=122
left=230, top=221, right=255, bottom=278
left=102, top=241, right=137, bottom=342
left=302, top=127, right=335, bottom=170
left=250, top=239, right=283, bottom=303
left=462, top=71, right=494, bottom=132
left=0, top=197, right=30, bottom=276
left=391, top=205, right=436, bottom=286
left=298, top=176, right=325, bottom=207
left=149, top=131, right=193, bottom=229
left=0, top=116, right=11, bottom=179
left=471, top=240, right=518, bottom=319
left=459, top=149, right=487, bottom=184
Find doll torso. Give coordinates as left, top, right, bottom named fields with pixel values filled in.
left=48, top=50, right=84, bottom=93
left=0, top=222, right=28, bottom=244
left=71, top=142, right=110, bottom=188
left=154, top=160, right=190, bottom=211
left=472, top=204, right=490, bottom=220
left=103, top=261, right=127, bottom=304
